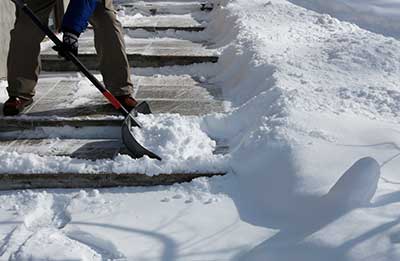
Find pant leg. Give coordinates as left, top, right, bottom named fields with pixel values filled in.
left=89, top=0, right=133, bottom=96
left=7, top=0, right=56, bottom=99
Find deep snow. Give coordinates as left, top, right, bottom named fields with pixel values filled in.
left=1, top=0, right=400, bottom=260
left=202, top=0, right=400, bottom=260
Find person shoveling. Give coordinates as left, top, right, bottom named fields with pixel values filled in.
left=4, top=0, right=162, bottom=160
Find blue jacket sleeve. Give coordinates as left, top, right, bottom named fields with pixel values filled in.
left=61, top=0, right=98, bottom=35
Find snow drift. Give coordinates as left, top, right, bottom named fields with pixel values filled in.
left=202, top=0, right=398, bottom=216
left=201, top=0, right=400, bottom=260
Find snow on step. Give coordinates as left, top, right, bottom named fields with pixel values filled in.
left=0, top=138, right=227, bottom=160
left=0, top=108, right=229, bottom=189
left=117, top=1, right=214, bottom=15
left=0, top=75, right=224, bottom=131
left=117, top=14, right=205, bottom=31
left=41, top=37, right=218, bottom=71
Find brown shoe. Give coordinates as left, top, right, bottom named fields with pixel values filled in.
left=116, top=95, right=152, bottom=115
left=3, top=97, right=33, bottom=116
left=116, top=95, right=138, bottom=111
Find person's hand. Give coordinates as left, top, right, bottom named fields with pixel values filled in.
left=53, top=31, right=79, bottom=59
left=62, top=31, right=79, bottom=56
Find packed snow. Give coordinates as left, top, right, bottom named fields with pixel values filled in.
left=2, top=0, right=400, bottom=259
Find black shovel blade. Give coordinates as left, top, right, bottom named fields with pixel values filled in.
left=135, top=101, right=152, bottom=115
left=121, top=114, right=162, bottom=161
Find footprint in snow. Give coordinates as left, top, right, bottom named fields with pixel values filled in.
left=89, top=189, right=100, bottom=198
left=184, top=198, right=194, bottom=204
left=161, top=197, right=170, bottom=203
left=204, top=198, right=219, bottom=205
left=172, top=194, right=183, bottom=200
left=390, top=232, right=400, bottom=244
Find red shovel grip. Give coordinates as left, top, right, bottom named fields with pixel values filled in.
left=103, top=90, right=121, bottom=110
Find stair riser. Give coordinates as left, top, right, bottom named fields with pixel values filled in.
left=0, top=173, right=226, bottom=190
left=119, top=3, right=214, bottom=15
left=41, top=55, right=218, bottom=71
left=125, top=26, right=205, bottom=32
left=0, top=119, right=122, bottom=132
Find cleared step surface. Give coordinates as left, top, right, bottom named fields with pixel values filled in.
left=0, top=118, right=122, bottom=132
left=117, top=15, right=205, bottom=31
left=0, top=75, right=224, bottom=131
left=41, top=37, right=218, bottom=71
left=0, top=173, right=225, bottom=190
left=117, top=1, right=214, bottom=15
left=0, top=139, right=123, bottom=160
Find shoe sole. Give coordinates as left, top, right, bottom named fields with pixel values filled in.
left=3, top=99, right=34, bottom=116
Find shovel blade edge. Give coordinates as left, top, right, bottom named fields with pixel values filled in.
left=121, top=115, right=162, bottom=161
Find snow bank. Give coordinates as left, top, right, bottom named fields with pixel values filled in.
left=197, top=0, right=400, bottom=260
left=200, top=0, right=400, bottom=213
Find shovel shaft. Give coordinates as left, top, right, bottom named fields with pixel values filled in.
left=12, top=0, right=129, bottom=115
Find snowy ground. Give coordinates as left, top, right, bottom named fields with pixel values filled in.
left=0, top=177, right=274, bottom=260
left=2, top=0, right=400, bottom=259
left=288, top=0, right=400, bottom=39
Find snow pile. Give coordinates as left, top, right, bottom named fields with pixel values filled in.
left=132, top=114, right=219, bottom=162
left=199, top=0, right=400, bottom=211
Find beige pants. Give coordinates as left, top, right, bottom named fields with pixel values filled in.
left=7, top=0, right=133, bottom=99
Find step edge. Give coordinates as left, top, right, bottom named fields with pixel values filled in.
left=0, top=172, right=227, bottom=190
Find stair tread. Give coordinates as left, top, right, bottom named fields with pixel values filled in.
left=117, top=15, right=205, bottom=31
left=0, top=75, right=225, bottom=129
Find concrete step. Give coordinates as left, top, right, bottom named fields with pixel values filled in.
left=0, top=139, right=123, bottom=160
left=41, top=37, right=218, bottom=71
left=0, top=75, right=225, bottom=131
left=117, top=1, right=214, bottom=15
left=0, top=172, right=225, bottom=190
left=117, top=15, right=205, bottom=31
left=0, top=118, right=122, bottom=132
left=0, top=135, right=228, bottom=190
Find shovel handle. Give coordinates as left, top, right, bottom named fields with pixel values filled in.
left=103, top=90, right=121, bottom=110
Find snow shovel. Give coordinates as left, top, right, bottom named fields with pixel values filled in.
left=13, top=0, right=162, bottom=161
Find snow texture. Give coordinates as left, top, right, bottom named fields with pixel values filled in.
left=1, top=0, right=400, bottom=260
left=289, top=0, right=400, bottom=39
